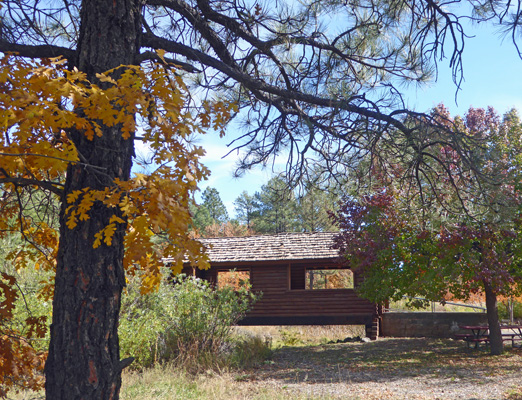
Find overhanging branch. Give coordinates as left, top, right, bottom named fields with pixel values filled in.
left=135, top=50, right=201, bottom=72
left=0, top=175, right=63, bottom=196
left=141, top=33, right=418, bottom=134
left=0, top=40, right=75, bottom=63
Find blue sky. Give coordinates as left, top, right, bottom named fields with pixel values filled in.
left=197, top=23, right=522, bottom=218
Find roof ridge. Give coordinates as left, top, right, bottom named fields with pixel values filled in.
left=200, top=231, right=337, bottom=240
left=195, top=231, right=339, bottom=263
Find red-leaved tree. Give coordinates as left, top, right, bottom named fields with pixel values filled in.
left=333, top=106, right=522, bottom=355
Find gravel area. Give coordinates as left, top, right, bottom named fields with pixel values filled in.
left=248, top=338, right=522, bottom=400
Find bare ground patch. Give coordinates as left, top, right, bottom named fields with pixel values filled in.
left=238, top=338, right=522, bottom=399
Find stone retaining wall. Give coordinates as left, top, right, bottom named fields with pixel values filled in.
left=381, top=312, right=489, bottom=338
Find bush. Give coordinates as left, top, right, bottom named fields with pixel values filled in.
left=119, top=273, right=262, bottom=370
left=279, top=328, right=304, bottom=347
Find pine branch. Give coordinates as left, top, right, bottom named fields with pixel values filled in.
left=0, top=40, right=75, bottom=63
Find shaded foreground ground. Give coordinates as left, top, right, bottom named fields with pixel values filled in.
left=249, top=338, right=522, bottom=399
left=121, top=338, right=522, bottom=400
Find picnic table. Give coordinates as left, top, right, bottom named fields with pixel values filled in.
left=455, top=325, right=522, bottom=348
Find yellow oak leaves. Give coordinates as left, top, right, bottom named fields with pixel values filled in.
left=0, top=56, right=79, bottom=180
left=1, top=52, right=236, bottom=280
left=0, top=53, right=236, bottom=393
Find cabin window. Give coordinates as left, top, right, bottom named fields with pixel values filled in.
left=216, top=269, right=251, bottom=290
left=305, top=268, right=354, bottom=290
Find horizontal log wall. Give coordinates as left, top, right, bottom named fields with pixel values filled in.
left=183, top=261, right=379, bottom=324
left=248, top=264, right=377, bottom=318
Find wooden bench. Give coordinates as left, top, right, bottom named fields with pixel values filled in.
left=454, top=334, right=472, bottom=340
left=502, top=333, right=521, bottom=346
left=456, top=333, right=520, bottom=348
left=454, top=333, right=489, bottom=348
left=457, top=325, right=522, bottom=349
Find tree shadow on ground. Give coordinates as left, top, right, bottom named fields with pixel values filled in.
left=252, top=338, right=522, bottom=385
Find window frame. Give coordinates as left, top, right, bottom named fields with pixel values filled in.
left=289, top=263, right=355, bottom=291
left=216, top=267, right=252, bottom=290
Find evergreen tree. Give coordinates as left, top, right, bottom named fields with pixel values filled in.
left=234, top=191, right=259, bottom=229
left=189, top=187, right=229, bottom=234
left=254, top=176, right=298, bottom=233
left=201, top=187, right=229, bottom=224
left=189, top=202, right=213, bottom=233
left=297, top=185, right=338, bottom=232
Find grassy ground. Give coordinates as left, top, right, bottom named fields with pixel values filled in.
left=120, top=325, right=364, bottom=400
left=121, top=367, right=307, bottom=400
left=7, top=327, right=522, bottom=400
left=119, top=337, right=522, bottom=400
left=234, top=325, right=366, bottom=347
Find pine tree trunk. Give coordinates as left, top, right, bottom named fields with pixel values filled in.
left=44, top=1, right=141, bottom=398
left=484, top=280, right=503, bottom=355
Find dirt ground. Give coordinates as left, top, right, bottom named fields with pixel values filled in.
left=241, top=337, right=522, bottom=400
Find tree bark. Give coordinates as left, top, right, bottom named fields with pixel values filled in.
left=44, top=0, right=141, bottom=398
left=484, top=280, right=503, bottom=355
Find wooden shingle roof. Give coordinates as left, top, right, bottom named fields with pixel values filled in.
left=198, top=232, right=339, bottom=263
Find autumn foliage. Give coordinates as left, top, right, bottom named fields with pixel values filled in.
left=0, top=54, right=235, bottom=395
left=332, top=106, right=522, bottom=354
left=333, top=193, right=522, bottom=303
left=0, top=272, right=47, bottom=396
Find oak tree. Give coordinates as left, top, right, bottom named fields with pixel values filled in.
left=0, top=55, right=233, bottom=397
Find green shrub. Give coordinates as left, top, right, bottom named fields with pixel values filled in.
left=119, top=273, right=262, bottom=370
left=118, top=283, right=166, bottom=368
left=278, top=328, right=303, bottom=347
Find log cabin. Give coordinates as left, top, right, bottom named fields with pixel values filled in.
left=181, top=231, right=382, bottom=339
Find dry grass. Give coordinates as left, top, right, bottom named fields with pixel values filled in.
left=388, top=298, right=487, bottom=313
left=121, top=365, right=313, bottom=400
left=6, top=327, right=522, bottom=400
left=234, top=325, right=365, bottom=347
left=119, top=336, right=522, bottom=400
